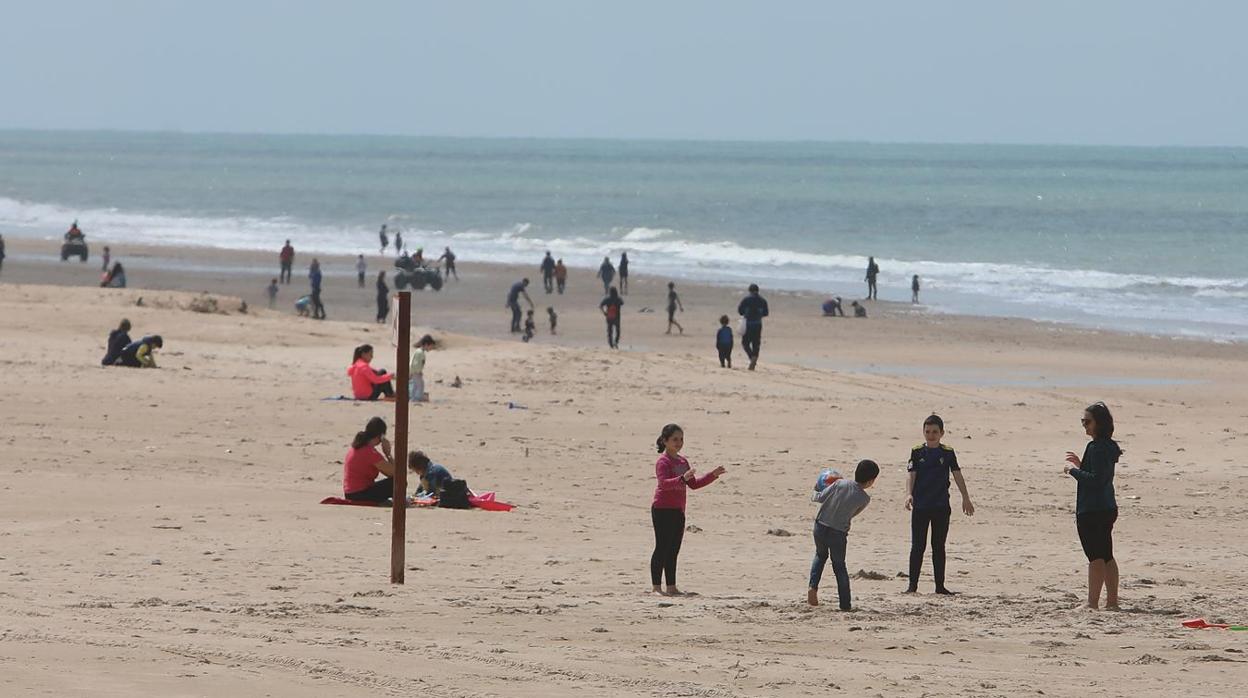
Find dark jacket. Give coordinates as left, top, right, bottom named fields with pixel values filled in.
left=1069, top=438, right=1120, bottom=515
left=738, top=293, right=769, bottom=326
left=102, top=329, right=131, bottom=366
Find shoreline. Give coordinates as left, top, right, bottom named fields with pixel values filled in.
left=4, top=235, right=1247, bottom=363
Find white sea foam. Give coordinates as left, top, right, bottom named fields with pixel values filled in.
left=3, top=195, right=1246, bottom=340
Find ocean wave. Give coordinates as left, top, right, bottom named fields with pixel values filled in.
left=4, top=195, right=1247, bottom=338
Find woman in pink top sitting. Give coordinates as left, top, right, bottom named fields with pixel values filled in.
left=347, top=344, right=395, bottom=400
left=651, top=423, right=726, bottom=596
left=343, top=417, right=396, bottom=502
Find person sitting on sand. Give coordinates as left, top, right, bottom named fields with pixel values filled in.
left=851, top=300, right=867, bottom=318
left=343, top=417, right=396, bottom=502
left=408, top=450, right=454, bottom=497
left=116, top=335, right=162, bottom=368
left=101, top=319, right=132, bottom=366
left=1063, top=401, right=1122, bottom=610
left=347, top=344, right=395, bottom=400
left=822, top=297, right=844, bottom=317
left=101, top=261, right=126, bottom=288
left=650, top=424, right=726, bottom=596
left=809, top=459, right=878, bottom=609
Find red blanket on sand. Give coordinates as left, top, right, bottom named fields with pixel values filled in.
left=320, top=492, right=514, bottom=511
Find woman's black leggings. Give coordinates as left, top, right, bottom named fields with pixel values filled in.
left=908, top=506, right=951, bottom=589
left=369, top=368, right=395, bottom=400
left=345, top=477, right=395, bottom=503
left=607, top=319, right=621, bottom=347
left=650, top=507, right=685, bottom=587
left=377, top=295, right=389, bottom=322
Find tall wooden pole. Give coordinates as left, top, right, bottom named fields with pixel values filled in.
left=391, top=291, right=411, bottom=584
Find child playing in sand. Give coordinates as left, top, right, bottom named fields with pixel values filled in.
left=715, top=315, right=733, bottom=368
left=409, top=334, right=435, bottom=402
left=809, top=459, right=878, bottom=609
left=408, top=450, right=454, bottom=497
left=267, top=278, right=278, bottom=309
left=522, top=309, right=536, bottom=342
left=905, top=414, right=975, bottom=595
left=294, top=294, right=311, bottom=317
left=547, top=307, right=558, bottom=335
left=650, top=424, right=726, bottom=596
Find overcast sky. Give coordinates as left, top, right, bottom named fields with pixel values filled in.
left=1, top=1, right=1244, bottom=146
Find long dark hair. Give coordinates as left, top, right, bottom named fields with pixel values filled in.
left=352, top=344, right=374, bottom=363
left=352, top=416, right=387, bottom=449
left=656, top=423, right=682, bottom=453
left=1085, top=401, right=1115, bottom=440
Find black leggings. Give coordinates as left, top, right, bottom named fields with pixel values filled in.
left=909, top=506, right=951, bottom=590
left=345, top=477, right=394, bottom=503
left=606, top=319, right=620, bottom=348
left=369, top=368, right=395, bottom=400
left=376, top=294, right=389, bottom=322
left=742, top=324, right=761, bottom=360
left=650, top=508, right=685, bottom=587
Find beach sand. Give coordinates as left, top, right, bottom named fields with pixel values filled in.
left=1, top=240, right=1247, bottom=697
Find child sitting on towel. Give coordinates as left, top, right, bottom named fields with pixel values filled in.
left=409, top=451, right=454, bottom=497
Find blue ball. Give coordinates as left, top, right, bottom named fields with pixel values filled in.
left=814, top=468, right=841, bottom=492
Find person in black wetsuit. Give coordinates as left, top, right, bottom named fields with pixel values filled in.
left=600, top=287, right=623, bottom=349
left=736, top=284, right=769, bottom=371
left=540, top=251, right=556, bottom=293
left=1064, top=401, right=1122, bottom=610
left=618, top=252, right=630, bottom=295
left=865, top=256, right=879, bottom=300
left=905, top=414, right=975, bottom=595
left=375, top=271, right=389, bottom=324
left=101, top=319, right=132, bottom=366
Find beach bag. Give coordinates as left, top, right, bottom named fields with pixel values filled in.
left=438, top=479, right=472, bottom=509
left=737, top=317, right=747, bottom=337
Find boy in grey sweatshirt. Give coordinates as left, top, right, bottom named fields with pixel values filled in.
left=808, top=459, right=879, bottom=609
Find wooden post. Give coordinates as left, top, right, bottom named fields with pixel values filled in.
left=391, top=291, right=411, bottom=584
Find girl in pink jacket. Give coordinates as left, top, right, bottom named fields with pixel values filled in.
left=650, top=424, right=726, bottom=596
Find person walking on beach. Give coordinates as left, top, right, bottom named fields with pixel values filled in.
left=540, top=251, right=557, bottom=293
left=597, top=256, right=616, bottom=294
left=101, top=245, right=111, bottom=272
left=554, top=259, right=568, bottom=294
left=309, top=259, right=326, bottom=319
left=394, top=230, right=404, bottom=256
left=912, top=274, right=920, bottom=304
left=600, top=286, right=623, bottom=349
left=356, top=255, right=367, bottom=288
left=439, top=247, right=458, bottom=280
left=0, top=234, right=5, bottom=276
left=279, top=240, right=294, bottom=284
left=715, top=315, right=733, bottom=368
left=379, top=224, right=389, bottom=253
left=650, top=424, right=726, bottom=596
left=375, top=270, right=389, bottom=324
left=665, top=281, right=684, bottom=335
left=266, top=278, right=279, bottom=309
left=506, top=278, right=534, bottom=333
left=618, top=252, right=630, bottom=295
left=1064, top=401, right=1122, bottom=610
left=808, top=459, right=878, bottom=609
left=737, top=283, right=769, bottom=371
left=905, top=414, right=975, bottom=595
left=865, top=256, right=880, bottom=300
left=343, top=417, right=396, bottom=503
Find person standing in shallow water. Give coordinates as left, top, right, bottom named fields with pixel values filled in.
left=737, top=283, right=769, bottom=370
left=1064, top=401, right=1122, bottom=610
left=865, top=256, right=880, bottom=300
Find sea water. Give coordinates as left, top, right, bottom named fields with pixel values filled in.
left=1, top=130, right=1245, bottom=339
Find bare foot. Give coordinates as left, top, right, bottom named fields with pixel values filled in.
left=651, top=586, right=665, bottom=595
left=1104, top=603, right=1121, bottom=611
left=665, top=586, right=681, bottom=596
left=807, top=588, right=819, bottom=606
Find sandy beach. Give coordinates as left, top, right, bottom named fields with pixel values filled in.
left=2, top=240, right=1247, bottom=697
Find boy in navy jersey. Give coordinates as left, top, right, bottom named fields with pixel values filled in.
left=905, top=414, right=975, bottom=594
